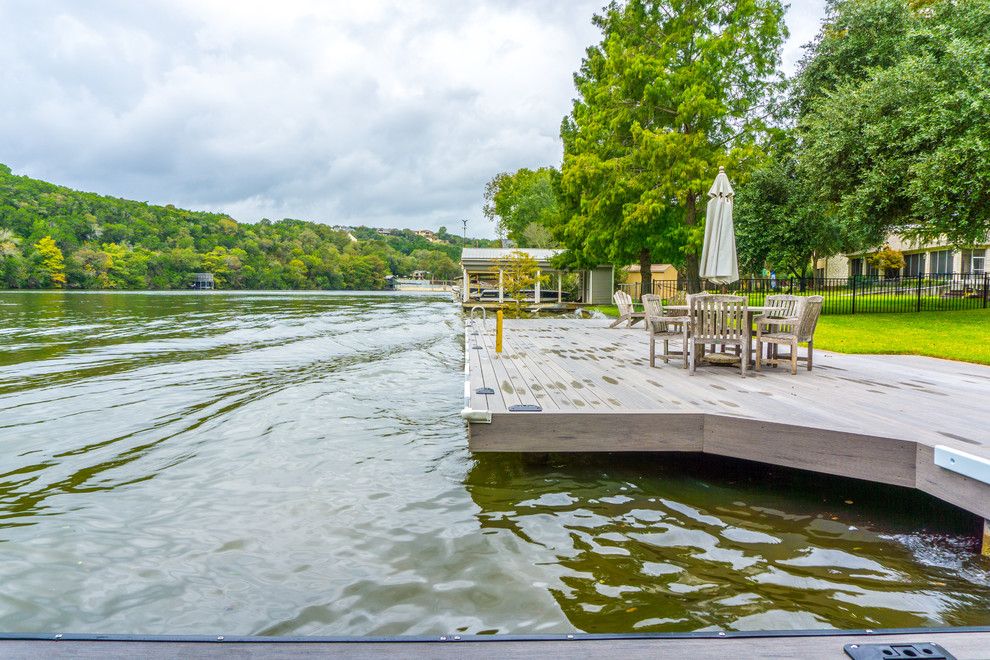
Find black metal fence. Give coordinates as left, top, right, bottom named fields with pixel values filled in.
left=617, top=274, right=990, bottom=315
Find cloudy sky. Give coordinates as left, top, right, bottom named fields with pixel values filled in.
left=0, top=1, right=826, bottom=238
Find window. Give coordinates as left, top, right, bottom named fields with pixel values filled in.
left=929, top=249, right=953, bottom=274
left=904, top=252, right=925, bottom=276
left=962, top=249, right=986, bottom=276
left=850, top=258, right=863, bottom=277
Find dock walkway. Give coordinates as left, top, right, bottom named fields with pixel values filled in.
left=463, top=318, right=990, bottom=523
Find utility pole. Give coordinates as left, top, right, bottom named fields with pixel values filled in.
left=461, top=219, right=468, bottom=245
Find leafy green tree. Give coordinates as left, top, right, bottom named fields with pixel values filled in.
left=0, top=228, right=20, bottom=257
left=483, top=168, right=561, bottom=245
left=555, top=0, right=786, bottom=296
left=868, top=246, right=906, bottom=275
left=32, top=236, right=66, bottom=288
left=494, top=250, right=539, bottom=311
left=793, top=0, right=913, bottom=115
left=797, top=0, right=990, bottom=246
left=0, top=228, right=25, bottom=287
left=734, top=141, right=844, bottom=278
left=410, top=249, right=460, bottom=280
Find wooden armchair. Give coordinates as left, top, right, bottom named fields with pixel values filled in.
left=610, top=290, right=645, bottom=328
left=689, top=294, right=749, bottom=377
left=755, top=296, right=824, bottom=374
left=642, top=294, right=692, bottom=368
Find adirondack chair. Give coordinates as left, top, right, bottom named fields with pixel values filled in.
left=642, top=294, right=693, bottom=368
left=688, top=294, right=749, bottom=377
left=609, top=290, right=645, bottom=328
left=755, top=296, right=824, bottom=375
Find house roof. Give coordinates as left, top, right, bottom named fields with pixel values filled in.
left=461, top=247, right=561, bottom=261
left=461, top=247, right=562, bottom=269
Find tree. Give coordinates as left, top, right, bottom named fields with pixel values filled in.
left=483, top=168, right=561, bottom=245
left=734, top=140, right=844, bottom=278
left=792, top=0, right=913, bottom=116
left=868, top=245, right=905, bottom=275
left=32, top=236, right=66, bottom=288
left=556, top=0, right=787, bottom=296
left=798, top=0, right=990, bottom=247
left=0, top=228, right=24, bottom=287
left=493, top=250, right=539, bottom=311
left=521, top=222, right=556, bottom=249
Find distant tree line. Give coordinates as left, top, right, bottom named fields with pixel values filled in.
left=483, top=0, right=990, bottom=293
left=0, top=164, right=495, bottom=290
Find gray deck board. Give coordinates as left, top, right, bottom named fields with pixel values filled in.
left=465, top=318, right=990, bottom=520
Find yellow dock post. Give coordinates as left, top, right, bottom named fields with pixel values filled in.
left=495, top=309, right=503, bottom=354
left=983, top=519, right=990, bottom=558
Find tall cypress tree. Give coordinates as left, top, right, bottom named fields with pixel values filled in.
left=556, top=0, right=786, bottom=295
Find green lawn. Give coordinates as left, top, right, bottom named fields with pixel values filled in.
left=814, top=309, right=990, bottom=365
left=589, top=305, right=990, bottom=365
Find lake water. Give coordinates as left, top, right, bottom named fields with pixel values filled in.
left=0, top=291, right=988, bottom=635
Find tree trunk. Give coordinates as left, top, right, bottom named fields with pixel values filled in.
left=638, top=247, right=652, bottom=301
left=684, top=193, right=700, bottom=293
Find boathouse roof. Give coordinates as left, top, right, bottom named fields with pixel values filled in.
left=460, top=248, right=562, bottom=269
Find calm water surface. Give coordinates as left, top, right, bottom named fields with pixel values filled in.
left=0, top=291, right=988, bottom=635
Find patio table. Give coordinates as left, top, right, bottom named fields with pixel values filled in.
left=663, top=305, right=768, bottom=365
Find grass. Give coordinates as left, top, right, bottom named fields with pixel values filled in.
left=814, top=309, right=990, bottom=365
left=588, top=304, right=990, bottom=365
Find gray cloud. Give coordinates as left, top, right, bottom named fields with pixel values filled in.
left=0, top=0, right=825, bottom=238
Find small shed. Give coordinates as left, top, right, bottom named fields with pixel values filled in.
left=459, top=248, right=613, bottom=305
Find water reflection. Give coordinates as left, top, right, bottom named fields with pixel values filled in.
left=464, top=453, right=990, bottom=632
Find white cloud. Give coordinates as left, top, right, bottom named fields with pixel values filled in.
left=0, top=0, right=826, bottom=238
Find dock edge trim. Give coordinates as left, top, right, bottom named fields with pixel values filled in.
left=934, top=445, right=990, bottom=485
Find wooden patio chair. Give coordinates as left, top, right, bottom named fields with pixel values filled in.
left=755, top=296, right=824, bottom=375
left=609, top=290, right=645, bottom=328
left=688, top=294, right=749, bottom=377
left=758, top=294, right=803, bottom=361
left=642, top=294, right=693, bottom=368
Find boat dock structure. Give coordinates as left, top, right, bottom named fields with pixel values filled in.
left=461, top=317, right=990, bottom=552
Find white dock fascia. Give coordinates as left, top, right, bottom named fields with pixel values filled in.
left=934, top=445, right=990, bottom=486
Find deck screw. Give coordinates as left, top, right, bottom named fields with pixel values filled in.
left=439, top=636, right=447, bottom=641
left=54, top=634, right=62, bottom=640
left=865, top=629, right=874, bottom=634
left=850, top=645, right=859, bottom=649
left=217, top=636, right=224, bottom=641
left=718, top=632, right=726, bottom=637
left=567, top=634, right=574, bottom=639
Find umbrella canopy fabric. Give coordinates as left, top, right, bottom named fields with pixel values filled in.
left=699, top=166, right=739, bottom=285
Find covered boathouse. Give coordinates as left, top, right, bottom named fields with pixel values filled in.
left=459, top=247, right=614, bottom=307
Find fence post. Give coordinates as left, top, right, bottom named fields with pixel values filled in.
left=984, top=274, right=988, bottom=309
left=916, top=273, right=923, bottom=313
left=851, top=277, right=857, bottom=315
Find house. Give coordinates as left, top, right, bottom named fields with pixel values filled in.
left=414, top=229, right=446, bottom=244
left=191, top=273, right=215, bottom=290
left=459, top=248, right=614, bottom=305
left=624, top=264, right=678, bottom=297
left=816, top=233, right=988, bottom=279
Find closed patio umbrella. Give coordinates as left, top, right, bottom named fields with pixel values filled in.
left=699, top=166, right=739, bottom=285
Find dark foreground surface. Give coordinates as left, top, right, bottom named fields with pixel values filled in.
left=3, top=630, right=990, bottom=659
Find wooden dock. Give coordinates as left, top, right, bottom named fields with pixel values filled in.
left=462, top=318, right=990, bottom=527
